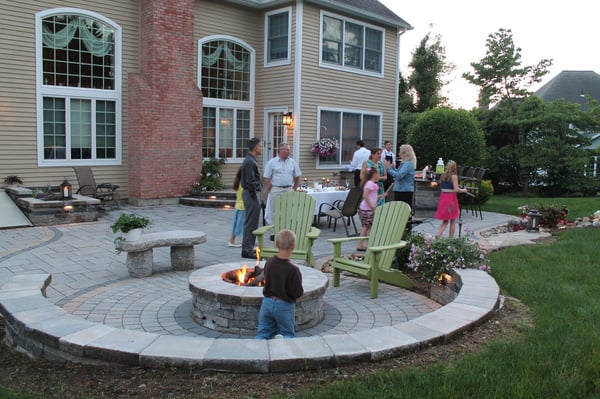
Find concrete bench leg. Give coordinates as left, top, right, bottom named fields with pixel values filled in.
left=171, top=246, right=194, bottom=271
left=126, top=250, right=153, bottom=277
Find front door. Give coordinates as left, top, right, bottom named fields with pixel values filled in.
left=264, top=111, right=287, bottom=165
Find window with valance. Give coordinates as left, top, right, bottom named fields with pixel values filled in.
left=36, top=9, right=121, bottom=166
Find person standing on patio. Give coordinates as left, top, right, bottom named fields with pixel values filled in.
left=228, top=167, right=244, bottom=247
left=263, top=143, right=301, bottom=225
left=241, top=137, right=263, bottom=259
left=256, top=229, right=304, bottom=339
left=385, top=144, right=417, bottom=207
left=360, top=147, right=387, bottom=207
left=381, top=140, right=395, bottom=194
left=349, top=140, right=370, bottom=187
left=435, top=160, right=468, bottom=238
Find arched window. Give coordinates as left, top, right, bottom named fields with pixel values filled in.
left=199, top=37, right=254, bottom=160
left=36, top=8, right=121, bottom=166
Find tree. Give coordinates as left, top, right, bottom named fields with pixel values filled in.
left=408, top=33, right=452, bottom=112
left=463, top=28, right=554, bottom=194
left=407, top=108, right=486, bottom=168
left=463, top=28, right=552, bottom=108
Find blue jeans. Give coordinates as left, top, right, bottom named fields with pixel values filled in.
left=256, top=297, right=296, bottom=339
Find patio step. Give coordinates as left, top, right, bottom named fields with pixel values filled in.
left=179, top=190, right=236, bottom=208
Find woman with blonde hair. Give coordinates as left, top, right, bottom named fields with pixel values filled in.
left=385, top=144, right=417, bottom=206
left=434, top=160, right=468, bottom=238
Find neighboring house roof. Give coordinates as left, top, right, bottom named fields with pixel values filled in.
left=535, top=70, right=600, bottom=112
left=225, top=0, right=413, bottom=30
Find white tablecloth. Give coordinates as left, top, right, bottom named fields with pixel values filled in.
left=264, top=188, right=349, bottom=224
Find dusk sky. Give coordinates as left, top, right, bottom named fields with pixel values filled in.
left=380, top=0, right=599, bottom=108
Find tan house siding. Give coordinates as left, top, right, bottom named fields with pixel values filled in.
left=296, top=4, right=398, bottom=181
left=0, top=1, right=140, bottom=197
left=194, top=2, right=297, bottom=188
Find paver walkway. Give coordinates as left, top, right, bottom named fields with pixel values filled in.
left=0, top=203, right=547, bottom=371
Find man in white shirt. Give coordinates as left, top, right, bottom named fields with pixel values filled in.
left=264, top=143, right=301, bottom=225
left=350, top=140, right=371, bottom=187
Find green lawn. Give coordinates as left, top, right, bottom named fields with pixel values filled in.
left=275, top=226, right=600, bottom=399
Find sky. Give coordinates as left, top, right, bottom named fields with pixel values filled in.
left=379, top=0, right=600, bottom=109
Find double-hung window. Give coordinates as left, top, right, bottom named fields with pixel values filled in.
left=320, top=12, right=384, bottom=76
left=36, top=9, right=121, bottom=166
left=317, top=108, right=381, bottom=167
left=199, top=37, right=254, bottom=160
left=265, top=8, right=291, bottom=67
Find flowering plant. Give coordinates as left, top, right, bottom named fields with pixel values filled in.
left=190, top=158, right=226, bottom=193
left=311, top=138, right=338, bottom=157
left=408, top=234, right=491, bottom=283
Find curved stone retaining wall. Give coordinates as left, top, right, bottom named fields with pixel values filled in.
left=0, top=270, right=499, bottom=373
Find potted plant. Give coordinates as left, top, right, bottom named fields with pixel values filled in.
left=4, top=175, right=24, bottom=186
left=110, top=213, right=150, bottom=242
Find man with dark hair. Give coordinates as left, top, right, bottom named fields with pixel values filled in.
left=241, top=137, right=263, bottom=259
left=350, top=140, right=370, bottom=187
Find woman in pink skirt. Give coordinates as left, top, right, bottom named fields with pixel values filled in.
left=435, top=160, right=468, bottom=238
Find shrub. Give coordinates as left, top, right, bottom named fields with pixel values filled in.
left=408, top=234, right=491, bottom=283
left=191, top=158, right=226, bottom=193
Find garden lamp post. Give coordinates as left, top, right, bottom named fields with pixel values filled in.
left=527, top=209, right=541, bottom=232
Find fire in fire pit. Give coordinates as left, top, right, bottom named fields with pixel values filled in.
left=221, top=264, right=265, bottom=286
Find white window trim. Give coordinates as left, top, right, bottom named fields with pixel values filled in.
left=316, top=106, right=383, bottom=169
left=35, top=8, right=122, bottom=167
left=198, top=35, right=255, bottom=161
left=264, top=7, right=292, bottom=68
left=318, top=10, right=385, bottom=78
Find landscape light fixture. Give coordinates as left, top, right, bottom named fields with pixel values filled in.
left=527, top=209, right=541, bottom=232
left=60, top=178, right=72, bottom=199
left=282, top=112, right=293, bottom=126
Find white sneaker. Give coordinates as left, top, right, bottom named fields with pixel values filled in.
left=227, top=242, right=241, bottom=247
left=274, top=334, right=284, bottom=339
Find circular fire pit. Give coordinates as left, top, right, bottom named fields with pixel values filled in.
left=189, top=262, right=328, bottom=335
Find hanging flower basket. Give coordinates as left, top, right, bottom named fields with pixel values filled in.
left=311, top=138, right=338, bottom=157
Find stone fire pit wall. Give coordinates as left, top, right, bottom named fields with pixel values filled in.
left=189, top=263, right=329, bottom=336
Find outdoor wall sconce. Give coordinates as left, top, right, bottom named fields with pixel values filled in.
left=60, top=178, right=72, bottom=199
left=282, top=112, right=293, bottom=126
left=527, top=209, right=541, bottom=232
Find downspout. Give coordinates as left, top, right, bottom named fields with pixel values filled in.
left=293, top=0, right=303, bottom=162
left=393, top=29, right=406, bottom=156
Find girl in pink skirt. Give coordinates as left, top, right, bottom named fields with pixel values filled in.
left=435, top=160, right=468, bottom=238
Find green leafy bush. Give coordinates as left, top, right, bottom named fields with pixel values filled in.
left=191, top=158, right=226, bottom=193
left=516, top=203, right=569, bottom=229
left=408, top=234, right=491, bottom=283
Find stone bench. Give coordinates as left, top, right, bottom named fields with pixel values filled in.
left=115, top=230, right=207, bottom=278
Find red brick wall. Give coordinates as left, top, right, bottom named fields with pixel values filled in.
left=128, top=0, right=203, bottom=202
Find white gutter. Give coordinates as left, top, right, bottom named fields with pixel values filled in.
left=293, top=0, right=304, bottom=161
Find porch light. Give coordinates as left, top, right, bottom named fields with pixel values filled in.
left=527, top=209, right=541, bottom=232
left=60, top=178, right=72, bottom=199
left=282, top=112, right=293, bottom=126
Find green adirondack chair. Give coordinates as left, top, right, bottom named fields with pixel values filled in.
left=328, top=201, right=413, bottom=298
left=253, top=191, right=321, bottom=267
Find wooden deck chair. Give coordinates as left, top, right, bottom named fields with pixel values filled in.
left=328, top=201, right=413, bottom=298
left=253, top=191, right=321, bottom=267
left=73, top=167, right=120, bottom=209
